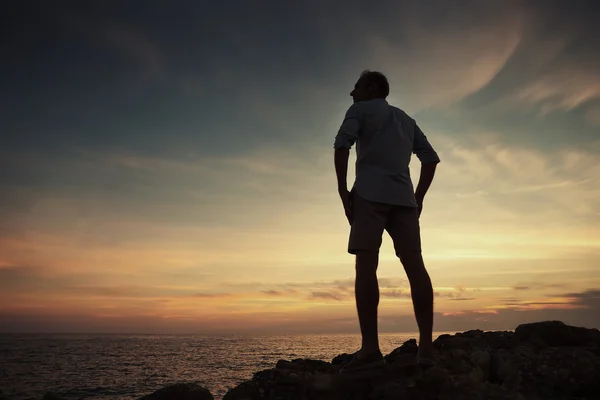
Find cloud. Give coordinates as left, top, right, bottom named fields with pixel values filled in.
left=559, top=289, right=600, bottom=309
left=260, top=290, right=299, bottom=296
left=455, top=1, right=600, bottom=125
left=261, top=290, right=283, bottom=296
left=102, top=27, right=162, bottom=77
left=309, top=291, right=345, bottom=301
left=585, top=103, right=600, bottom=126
left=194, top=292, right=231, bottom=298
left=381, top=290, right=411, bottom=299
left=510, top=282, right=567, bottom=291
left=515, top=69, right=600, bottom=114
left=431, top=135, right=600, bottom=230
left=435, top=288, right=600, bottom=331
left=59, top=11, right=163, bottom=79
left=357, top=1, right=524, bottom=112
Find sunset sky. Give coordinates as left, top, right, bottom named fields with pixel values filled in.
left=1, top=0, right=599, bottom=334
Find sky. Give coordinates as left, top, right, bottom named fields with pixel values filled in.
left=1, top=0, right=599, bottom=335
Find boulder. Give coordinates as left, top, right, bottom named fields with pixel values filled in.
left=137, top=383, right=213, bottom=400
left=515, top=320, right=600, bottom=349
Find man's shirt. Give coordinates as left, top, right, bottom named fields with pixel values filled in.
left=334, top=98, right=440, bottom=207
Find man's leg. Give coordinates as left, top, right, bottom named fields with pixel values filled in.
left=387, top=207, right=434, bottom=359
left=347, top=192, right=389, bottom=360
left=355, top=250, right=380, bottom=356
left=400, top=251, right=434, bottom=358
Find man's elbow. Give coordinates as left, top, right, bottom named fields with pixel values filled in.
left=417, top=153, right=440, bottom=165
left=334, top=147, right=351, bottom=153
left=333, top=133, right=355, bottom=151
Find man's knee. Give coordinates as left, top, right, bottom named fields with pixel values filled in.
left=397, top=249, right=423, bottom=265
left=397, top=250, right=427, bottom=278
left=355, top=250, right=379, bottom=274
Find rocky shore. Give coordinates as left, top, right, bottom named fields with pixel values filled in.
left=26, top=321, right=600, bottom=400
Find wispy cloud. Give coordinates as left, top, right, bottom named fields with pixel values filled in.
left=309, top=291, right=345, bottom=301
left=362, top=3, right=524, bottom=112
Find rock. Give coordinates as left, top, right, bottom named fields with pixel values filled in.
left=515, top=320, right=600, bottom=348
left=42, top=393, right=65, bottom=400
left=416, top=365, right=449, bottom=391
left=384, top=338, right=418, bottom=365
left=276, top=360, right=302, bottom=370
left=491, top=348, right=532, bottom=389
left=222, top=381, right=257, bottom=400
left=370, top=380, right=409, bottom=399
left=331, top=353, right=353, bottom=366
left=137, top=383, right=213, bottom=400
left=469, top=349, right=491, bottom=380
left=221, top=320, right=600, bottom=400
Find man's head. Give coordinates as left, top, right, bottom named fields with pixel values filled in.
left=350, top=70, right=390, bottom=103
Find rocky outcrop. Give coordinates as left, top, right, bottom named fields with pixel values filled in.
left=222, top=321, right=600, bottom=400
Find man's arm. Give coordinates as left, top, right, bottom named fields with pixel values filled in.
left=415, top=162, right=437, bottom=205
left=412, top=122, right=440, bottom=211
left=334, top=148, right=350, bottom=191
left=333, top=104, right=361, bottom=224
left=333, top=104, right=361, bottom=191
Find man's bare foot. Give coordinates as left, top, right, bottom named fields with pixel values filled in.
left=415, top=346, right=435, bottom=367
left=356, top=348, right=382, bottom=360
left=339, top=348, right=385, bottom=374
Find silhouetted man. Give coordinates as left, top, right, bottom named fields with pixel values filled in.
left=334, top=70, right=440, bottom=374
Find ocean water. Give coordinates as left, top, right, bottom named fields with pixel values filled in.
left=0, top=332, right=451, bottom=400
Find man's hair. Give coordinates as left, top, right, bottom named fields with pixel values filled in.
left=360, top=70, right=390, bottom=98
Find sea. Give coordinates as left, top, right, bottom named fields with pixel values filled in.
left=0, top=332, right=452, bottom=400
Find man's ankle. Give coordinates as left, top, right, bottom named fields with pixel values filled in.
left=419, top=340, right=432, bottom=346
left=417, top=342, right=433, bottom=355
left=360, top=345, right=381, bottom=355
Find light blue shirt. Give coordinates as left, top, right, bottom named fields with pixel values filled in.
left=334, top=98, right=440, bottom=207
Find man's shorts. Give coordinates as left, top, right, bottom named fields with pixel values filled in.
left=348, top=189, right=422, bottom=257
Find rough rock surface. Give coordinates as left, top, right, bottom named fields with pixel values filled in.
left=222, top=321, right=600, bottom=400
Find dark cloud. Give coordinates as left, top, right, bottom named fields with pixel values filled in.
left=381, top=290, right=411, bottom=299
left=193, top=293, right=230, bottom=298
left=558, top=289, right=600, bottom=308
left=261, top=290, right=283, bottom=296
left=308, top=291, right=345, bottom=301
left=439, top=288, right=600, bottom=332
left=510, top=283, right=569, bottom=291
left=260, top=289, right=299, bottom=296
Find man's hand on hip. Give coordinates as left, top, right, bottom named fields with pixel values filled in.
left=339, top=188, right=353, bottom=225
left=416, top=195, right=424, bottom=218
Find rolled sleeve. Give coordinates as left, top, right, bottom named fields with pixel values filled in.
left=413, top=123, right=440, bottom=164
left=334, top=104, right=362, bottom=150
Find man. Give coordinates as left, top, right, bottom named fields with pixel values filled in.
left=334, top=70, right=440, bottom=374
